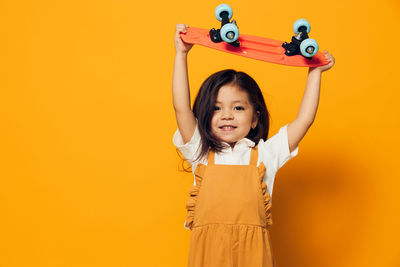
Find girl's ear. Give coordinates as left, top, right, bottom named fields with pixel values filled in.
left=252, top=111, right=260, bottom=129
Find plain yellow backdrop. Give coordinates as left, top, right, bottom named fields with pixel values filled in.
left=0, top=0, right=399, bottom=266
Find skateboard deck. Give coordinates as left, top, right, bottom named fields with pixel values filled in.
left=180, top=27, right=329, bottom=67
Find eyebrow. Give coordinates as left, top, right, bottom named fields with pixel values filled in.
left=216, top=100, right=248, bottom=104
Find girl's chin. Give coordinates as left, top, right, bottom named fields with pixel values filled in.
left=217, top=137, right=238, bottom=144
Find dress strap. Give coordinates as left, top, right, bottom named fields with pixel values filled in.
left=249, top=146, right=258, bottom=166
left=207, top=149, right=215, bottom=166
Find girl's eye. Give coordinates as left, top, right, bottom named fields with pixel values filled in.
left=214, top=106, right=244, bottom=111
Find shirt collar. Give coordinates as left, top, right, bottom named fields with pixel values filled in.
left=220, top=138, right=255, bottom=152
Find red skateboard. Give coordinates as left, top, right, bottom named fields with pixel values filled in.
left=180, top=4, right=329, bottom=68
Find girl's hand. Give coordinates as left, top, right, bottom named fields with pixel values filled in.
left=309, top=50, right=335, bottom=73
left=175, top=24, right=194, bottom=55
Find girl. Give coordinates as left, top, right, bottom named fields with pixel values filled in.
left=172, top=24, right=335, bottom=267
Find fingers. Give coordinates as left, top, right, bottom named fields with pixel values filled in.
left=323, top=50, right=335, bottom=64
left=176, top=23, right=189, bottom=34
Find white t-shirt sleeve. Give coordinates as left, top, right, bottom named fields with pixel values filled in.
left=172, top=119, right=202, bottom=168
left=257, top=124, right=299, bottom=198
left=258, top=124, right=299, bottom=172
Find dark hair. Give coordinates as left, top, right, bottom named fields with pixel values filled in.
left=187, top=69, right=270, bottom=164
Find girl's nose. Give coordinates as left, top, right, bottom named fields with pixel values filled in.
left=221, top=109, right=234, bottom=119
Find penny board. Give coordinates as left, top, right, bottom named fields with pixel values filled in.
left=180, top=27, right=328, bottom=67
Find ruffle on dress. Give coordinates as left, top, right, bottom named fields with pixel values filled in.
left=258, top=163, right=273, bottom=227
left=184, top=163, right=206, bottom=230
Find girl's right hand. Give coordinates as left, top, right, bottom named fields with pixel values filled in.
left=175, top=24, right=193, bottom=55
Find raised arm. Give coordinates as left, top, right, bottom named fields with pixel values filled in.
left=287, top=50, right=335, bottom=153
left=173, top=24, right=196, bottom=144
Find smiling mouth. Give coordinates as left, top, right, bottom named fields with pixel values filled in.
left=219, top=126, right=237, bottom=131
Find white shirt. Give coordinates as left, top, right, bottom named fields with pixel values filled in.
left=173, top=121, right=299, bottom=229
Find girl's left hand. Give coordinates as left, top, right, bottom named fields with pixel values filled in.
left=309, top=50, right=335, bottom=72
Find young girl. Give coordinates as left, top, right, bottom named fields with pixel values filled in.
left=172, top=24, right=335, bottom=267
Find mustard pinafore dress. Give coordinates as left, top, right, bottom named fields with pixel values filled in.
left=185, top=146, right=275, bottom=267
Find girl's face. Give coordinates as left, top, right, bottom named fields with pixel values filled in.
left=211, top=84, right=259, bottom=148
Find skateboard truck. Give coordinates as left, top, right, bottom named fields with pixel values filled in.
left=209, top=4, right=240, bottom=47
left=282, top=19, right=319, bottom=59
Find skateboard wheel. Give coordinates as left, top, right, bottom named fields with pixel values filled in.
left=220, top=23, right=239, bottom=43
left=300, top=38, right=318, bottom=57
left=215, top=4, right=233, bottom=21
left=293, top=19, right=311, bottom=34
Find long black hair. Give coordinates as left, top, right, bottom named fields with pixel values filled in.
left=188, top=69, right=270, bottom=164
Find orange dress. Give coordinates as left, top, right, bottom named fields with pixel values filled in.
left=185, top=146, right=275, bottom=267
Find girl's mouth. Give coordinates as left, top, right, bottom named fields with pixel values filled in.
left=219, top=126, right=237, bottom=131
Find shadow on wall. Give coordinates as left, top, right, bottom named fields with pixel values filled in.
left=270, top=148, right=374, bottom=267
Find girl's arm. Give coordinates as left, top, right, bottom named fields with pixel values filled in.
left=287, top=50, right=335, bottom=153
left=172, top=24, right=196, bottom=144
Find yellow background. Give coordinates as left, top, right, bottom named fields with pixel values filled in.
left=0, top=0, right=399, bottom=266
